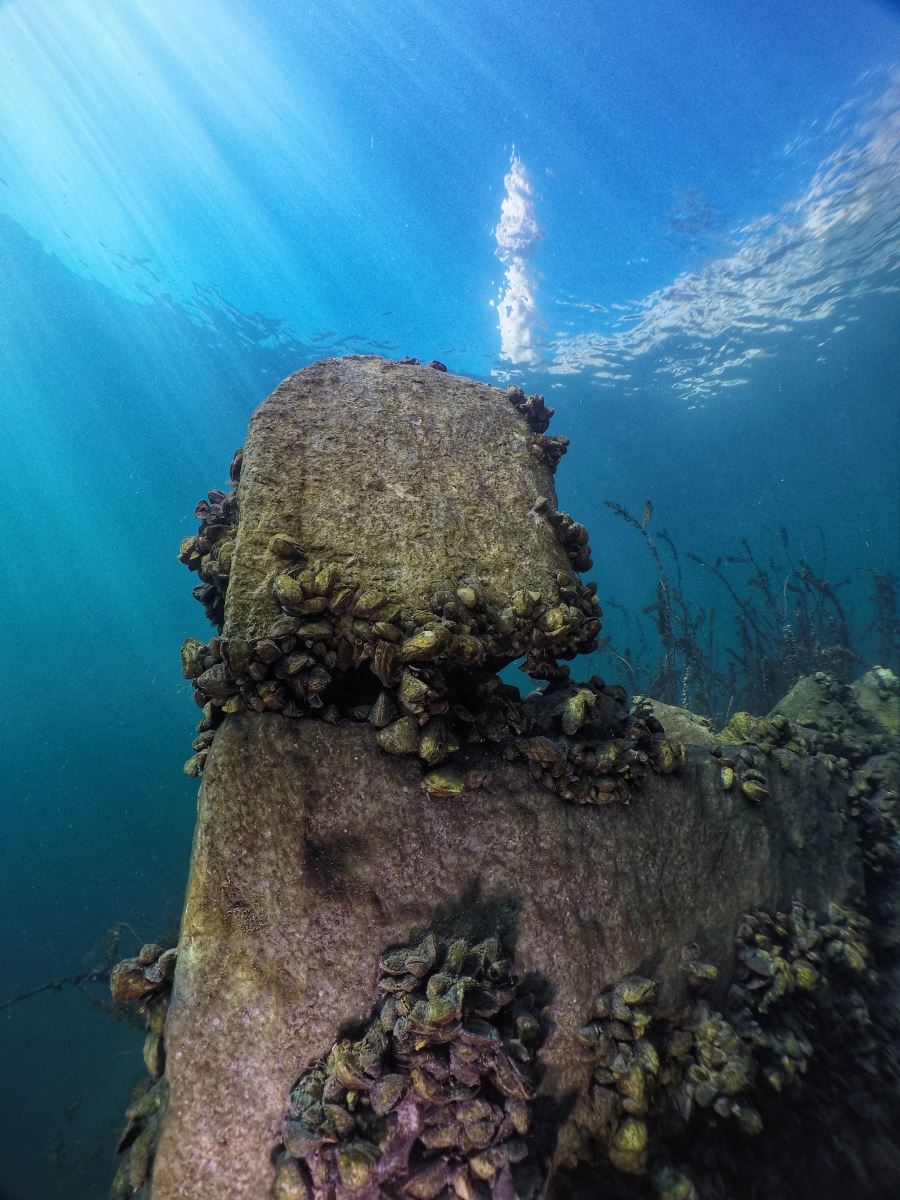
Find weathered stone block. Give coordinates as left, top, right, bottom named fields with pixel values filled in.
left=151, top=716, right=858, bottom=1199
left=225, top=356, right=571, bottom=643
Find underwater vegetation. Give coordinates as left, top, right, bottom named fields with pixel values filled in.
left=0, top=924, right=148, bottom=1029
left=596, top=501, right=899, bottom=724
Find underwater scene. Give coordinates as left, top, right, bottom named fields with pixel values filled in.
left=1, top=2, right=899, bottom=1198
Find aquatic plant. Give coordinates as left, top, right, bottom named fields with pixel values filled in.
left=597, top=503, right=893, bottom=722
left=0, top=922, right=146, bottom=1023
left=866, top=568, right=900, bottom=669
left=109, top=943, right=177, bottom=1200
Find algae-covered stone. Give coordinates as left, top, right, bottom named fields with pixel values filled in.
left=719, top=711, right=767, bottom=744
left=154, top=357, right=899, bottom=1200
left=769, top=676, right=841, bottom=730
left=152, top=712, right=871, bottom=1200
left=636, top=696, right=719, bottom=749
left=223, top=357, right=576, bottom=646
left=851, top=666, right=899, bottom=736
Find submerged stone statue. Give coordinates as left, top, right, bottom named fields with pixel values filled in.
left=110, top=357, right=899, bottom=1200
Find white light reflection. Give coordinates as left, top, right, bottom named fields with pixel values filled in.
left=550, top=69, right=900, bottom=401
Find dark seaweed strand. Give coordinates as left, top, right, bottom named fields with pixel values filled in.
left=605, top=500, right=680, bottom=702
left=865, top=569, right=900, bottom=667
left=603, top=502, right=888, bottom=719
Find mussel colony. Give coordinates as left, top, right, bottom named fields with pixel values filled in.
left=267, top=889, right=894, bottom=1200
left=271, top=933, right=545, bottom=1200
left=178, top=385, right=679, bottom=805
left=569, top=901, right=884, bottom=1197
left=565, top=671, right=899, bottom=1200
left=108, top=944, right=177, bottom=1200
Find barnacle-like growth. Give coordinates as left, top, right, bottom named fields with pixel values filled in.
left=177, top=448, right=242, bottom=628
left=573, top=900, right=880, bottom=1197
left=272, top=932, right=545, bottom=1199
left=108, top=943, right=177, bottom=1199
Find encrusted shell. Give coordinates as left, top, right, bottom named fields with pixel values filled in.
left=180, top=637, right=207, bottom=679
left=561, top=687, right=597, bottom=736
left=401, top=629, right=442, bottom=662
left=368, top=690, right=397, bottom=729
left=423, top=766, right=466, bottom=799
left=269, top=534, right=305, bottom=559
left=656, top=738, right=687, bottom=774
left=418, top=718, right=452, bottom=767
left=741, top=779, right=769, bottom=804
left=376, top=717, right=419, bottom=756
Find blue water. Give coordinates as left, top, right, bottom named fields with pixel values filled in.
left=1, top=2, right=898, bottom=1196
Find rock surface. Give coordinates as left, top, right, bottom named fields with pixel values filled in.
left=151, top=715, right=858, bottom=1200
left=141, top=358, right=896, bottom=1200
left=225, top=356, right=570, bottom=641
left=635, top=696, right=720, bottom=749
left=851, top=665, right=900, bottom=736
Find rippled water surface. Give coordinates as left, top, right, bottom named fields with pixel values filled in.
left=1, top=2, right=898, bottom=1197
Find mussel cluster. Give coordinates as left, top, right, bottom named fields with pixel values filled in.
left=713, top=712, right=811, bottom=804
left=505, top=385, right=553, bottom=435
left=575, top=973, right=662, bottom=1176
left=716, top=693, right=888, bottom=800
left=716, top=678, right=900, bottom=939
left=509, top=681, right=683, bottom=806
left=725, top=903, right=874, bottom=1092
left=399, top=357, right=447, bottom=371
left=507, top=385, right=571, bottom=485
left=183, top=602, right=672, bottom=803
left=848, top=748, right=900, bottom=894
left=109, top=943, right=177, bottom=1200
left=574, top=900, right=876, bottom=1196
left=528, top=433, right=569, bottom=474
left=273, top=932, right=544, bottom=1200
left=718, top=711, right=803, bottom=755
left=263, top=556, right=602, bottom=685
left=179, top=548, right=672, bottom=802
left=545, top=509, right=591, bottom=575
left=177, top=447, right=242, bottom=629
left=774, top=671, right=896, bottom=765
